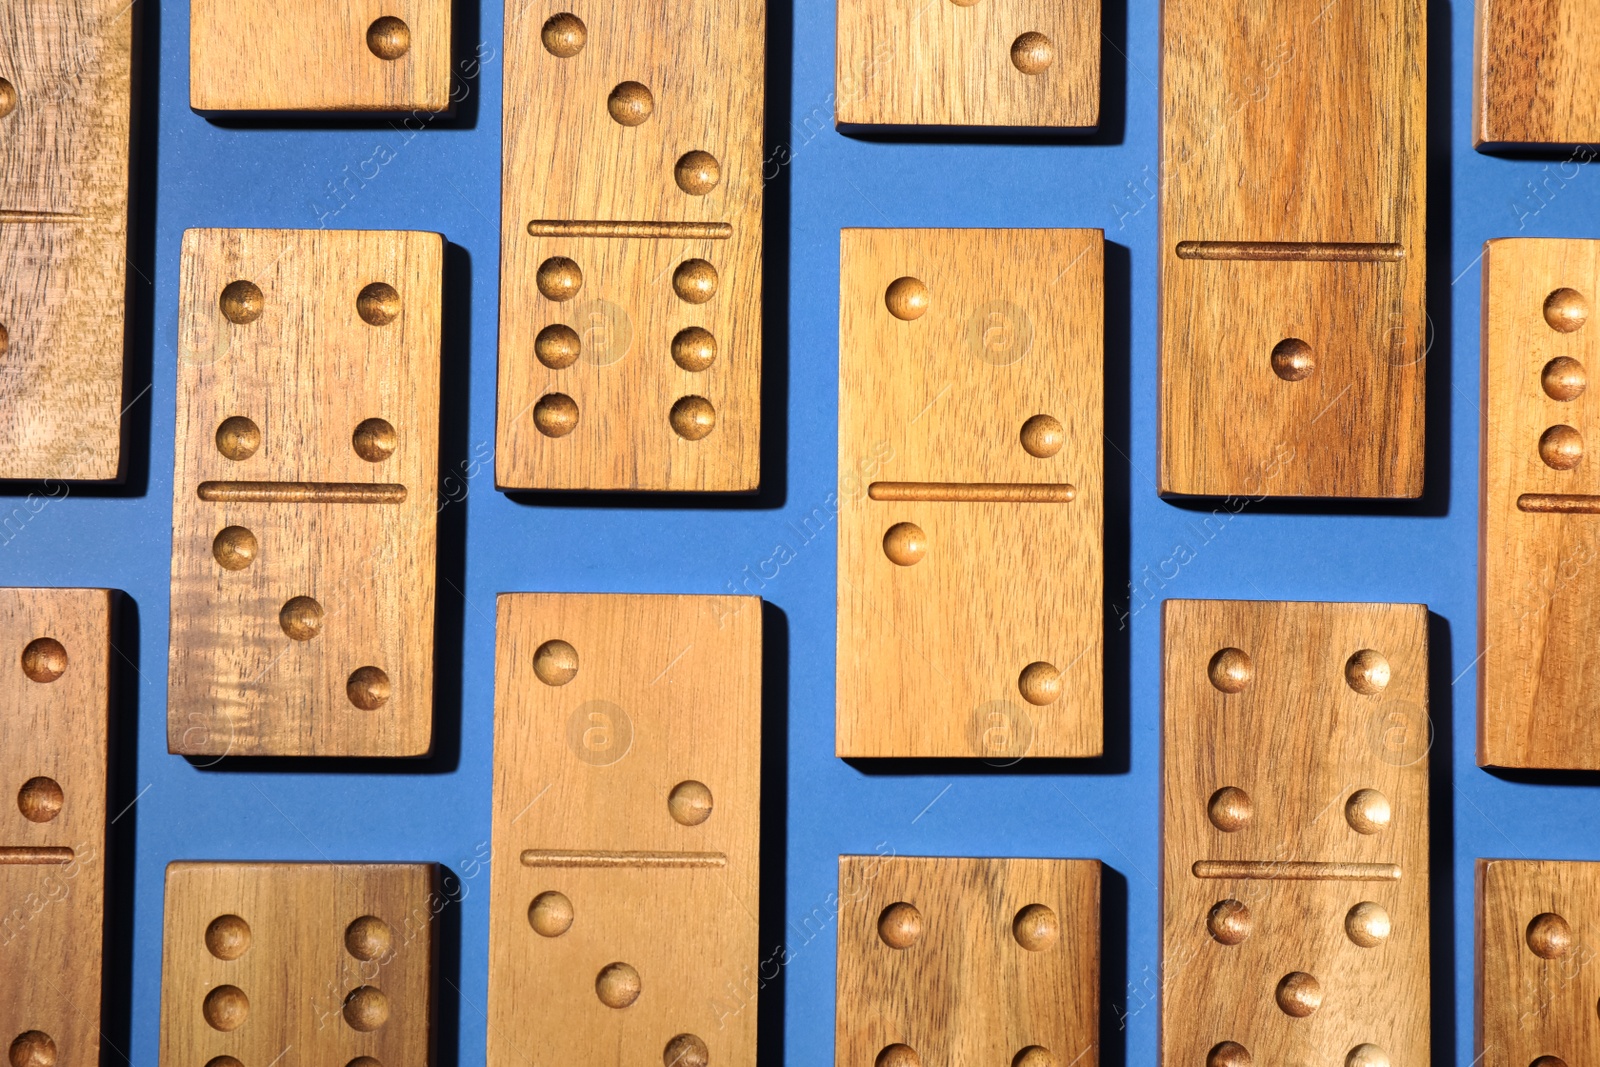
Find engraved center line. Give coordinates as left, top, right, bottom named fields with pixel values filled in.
left=0, top=846, right=75, bottom=865
left=0, top=209, right=96, bottom=223
left=1517, top=493, right=1600, bottom=514
left=197, top=481, right=408, bottom=504
left=1192, top=860, right=1402, bottom=881
left=868, top=481, right=1077, bottom=503
left=527, top=220, right=733, bottom=240
left=1175, top=240, right=1404, bottom=263
left=520, top=849, right=728, bottom=869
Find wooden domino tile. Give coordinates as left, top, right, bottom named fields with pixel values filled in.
left=189, top=0, right=453, bottom=114
left=834, top=0, right=1099, bottom=132
left=496, top=2, right=764, bottom=492
left=168, top=228, right=442, bottom=758
left=1162, top=600, right=1430, bottom=1067
left=1, top=588, right=115, bottom=1067
left=836, top=228, right=1103, bottom=759
left=834, top=855, right=1101, bottom=1067
left=1158, top=0, right=1426, bottom=498
left=487, top=593, right=761, bottom=1067
left=1479, top=239, right=1600, bottom=770
left=160, top=862, right=438, bottom=1067
left=0, top=1, right=133, bottom=482
left=1476, top=0, right=1600, bottom=147
left=1478, top=859, right=1600, bottom=1067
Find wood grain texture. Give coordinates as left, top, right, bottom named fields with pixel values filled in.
left=488, top=593, right=761, bottom=1067
left=1162, top=599, right=1430, bottom=1067
left=1158, top=0, right=1426, bottom=498
left=1479, top=238, right=1600, bottom=770
left=0, top=1, right=133, bottom=482
left=189, top=0, right=452, bottom=113
left=169, top=228, right=442, bottom=758
left=1475, top=0, right=1600, bottom=147
left=160, top=862, right=438, bottom=1067
left=834, top=0, right=1098, bottom=132
left=0, top=588, right=114, bottom=1067
left=837, top=228, right=1102, bottom=759
left=835, top=855, right=1101, bottom=1067
left=1477, top=858, right=1600, bottom=1067
left=496, top=1, right=763, bottom=492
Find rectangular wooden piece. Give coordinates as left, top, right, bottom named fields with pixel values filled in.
left=168, top=228, right=442, bottom=757
left=1478, top=858, right=1600, bottom=1067
left=0, top=1, right=133, bottom=481
left=1158, top=0, right=1426, bottom=498
left=835, top=855, right=1101, bottom=1067
left=1475, top=0, right=1600, bottom=147
left=834, top=0, right=1099, bottom=132
left=487, top=593, right=761, bottom=1067
left=159, top=862, right=438, bottom=1067
left=0, top=588, right=115, bottom=1067
left=496, top=0, right=763, bottom=491
left=1162, top=599, right=1430, bottom=1067
left=1479, top=238, right=1600, bottom=769
left=836, top=228, right=1103, bottom=759
left=189, top=0, right=453, bottom=113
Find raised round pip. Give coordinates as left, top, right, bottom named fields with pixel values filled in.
left=533, top=393, right=580, bottom=438
left=342, top=986, right=389, bottom=1031
left=670, top=396, right=717, bottom=440
left=17, top=777, right=63, bottom=823
left=884, top=277, right=930, bottom=321
left=541, top=13, right=587, bottom=57
left=1018, top=661, right=1062, bottom=706
left=1545, top=288, right=1589, bottom=333
left=667, top=780, right=714, bottom=826
left=212, top=526, right=259, bottom=571
left=529, top=891, right=574, bottom=937
left=21, top=638, right=67, bottom=683
left=1010, top=32, right=1055, bottom=74
left=607, top=82, right=654, bottom=126
left=357, top=282, right=402, bottom=326
left=1207, top=786, right=1252, bottom=832
left=878, top=902, right=924, bottom=949
left=1527, top=912, right=1573, bottom=959
left=279, top=596, right=324, bottom=642
left=1207, top=899, right=1252, bottom=945
left=205, top=914, right=252, bottom=960
left=596, top=961, right=642, bottom=1008
left=366, top=17, right=411, bottom=60
left=1207, top=648, right=1253, bottom=693
left=347, top=666, right=392, bottom=710
left=1013, top=903, right=1059, bottom=950
left=203, top=985, right=250, bottom=1031
left=882, top=522, right=927, bottom=566
left=215, top=416, right=261, bottom=461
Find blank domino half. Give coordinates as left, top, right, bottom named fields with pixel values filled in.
left=496, top=1, right=764, bottom=491
left=159, top=862, right=439, bottom=1067
left=1162, top=600, right=1430, bottom=1067
left=169, top=228, right=442, bottom=758
left=837, top=228, right=1103, bottom=759
left=835, top=855, right=1101, bottom=1067
left=1476, top=0, right=1600, bottom=147
left=1480, top=239, right=1600, bottom=769
left=189, top=0, right=453, bottom=113
left=1159, top=0, right=1426, bottom=498
left=0, top=1, right=134, bottom=482
left=1, top=588, right=115, bottom=1067
left=488, top=593, right=761, bottom=1067
left=1478, top=859, right=1600, bottom=1067
left=834, top=0, right=1099, bottom=132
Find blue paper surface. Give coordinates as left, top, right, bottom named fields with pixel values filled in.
left=0, top=0, right=1592, bottom=1063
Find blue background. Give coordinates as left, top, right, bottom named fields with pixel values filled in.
left=1, top=0, right=1593, bottom=1063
